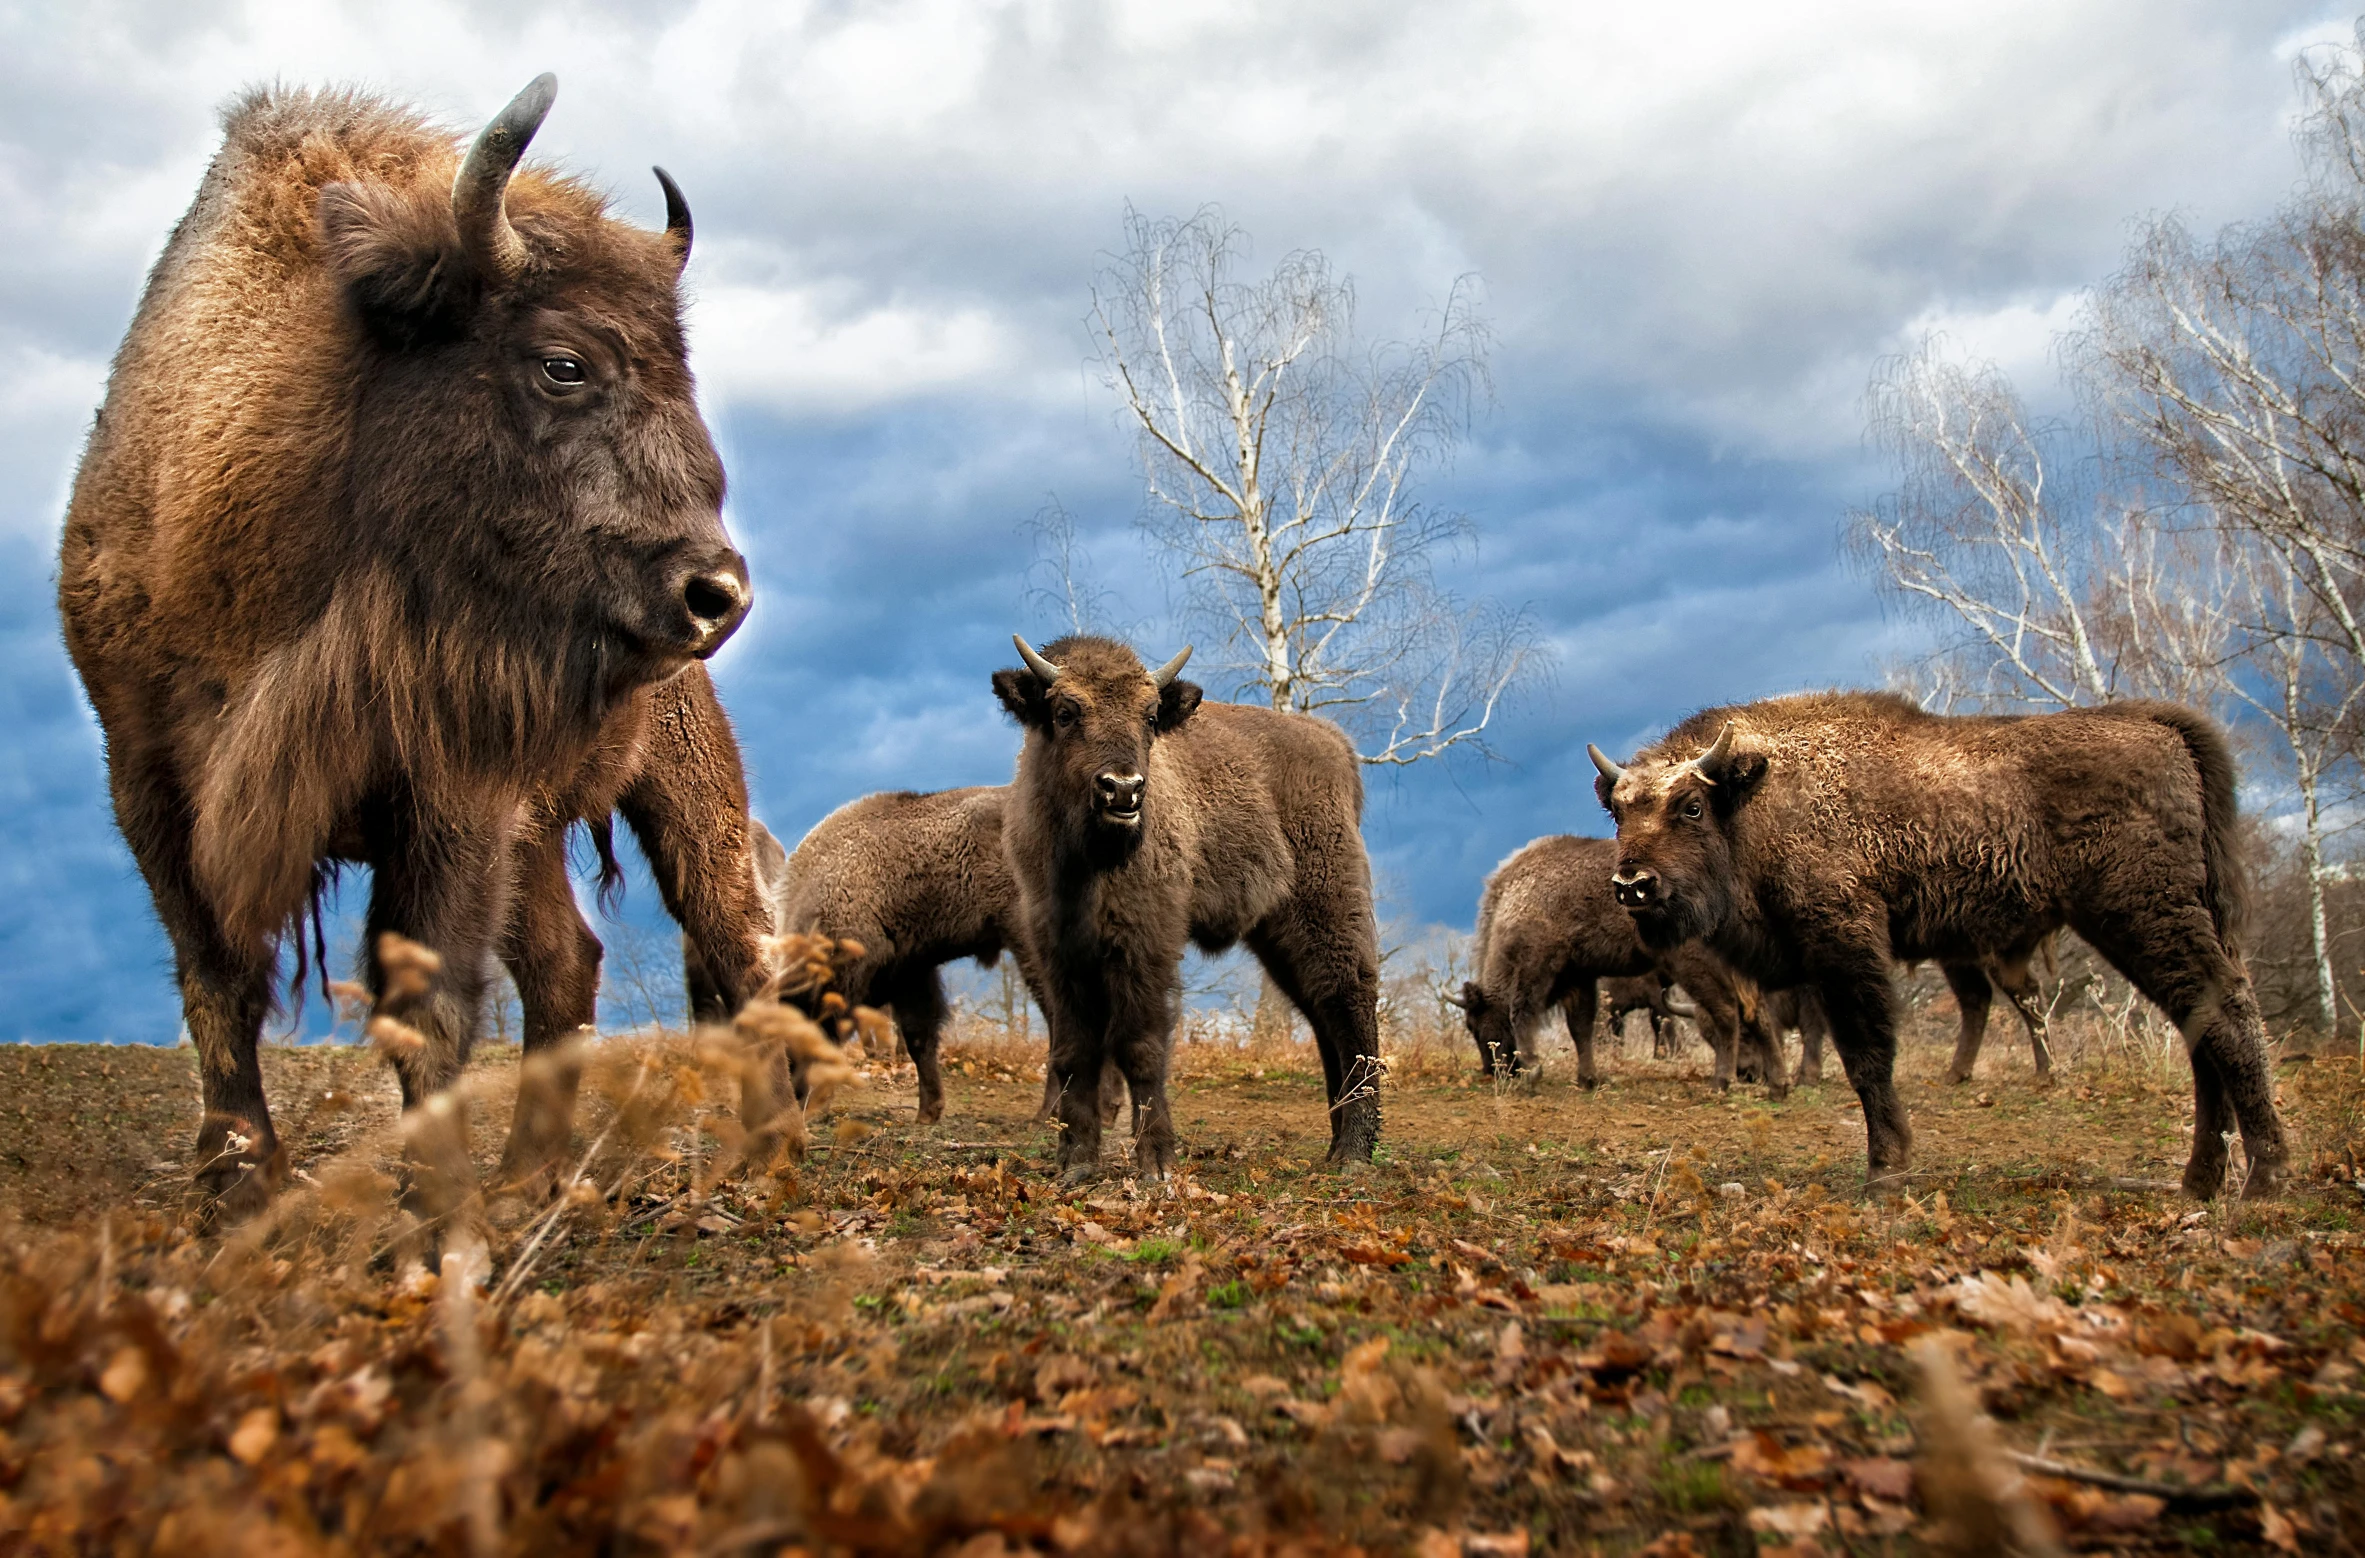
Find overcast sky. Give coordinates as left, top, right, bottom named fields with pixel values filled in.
left=0, top=0, right=2347, bottom=1039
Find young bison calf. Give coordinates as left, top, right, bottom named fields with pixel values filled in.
left=1591, top=692, right=2288, bottom=1198
left=996, top=635, right=1383, bottom=1182
left=687, top=791, right=1122, bottom=1126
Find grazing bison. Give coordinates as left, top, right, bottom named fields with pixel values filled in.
left=1450, top=834, right=1781, bottom=1091
left=57, top=78, right=770, bottom=1215
left=1590, top=691, right=2288, bottom=1197
left=995, top=635, right=1383, bottom=1180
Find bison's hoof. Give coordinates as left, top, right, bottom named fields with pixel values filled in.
left=1798, top=1068, right=1823, bottom=1087
left=1577, top=1073, right=1600, bottom=1092
left=915, top=1103, right=945, bottom=1126
left=1945, top=1070, right=1974, bottom=1086
left=2240, top=1156, right=2289, bottom=1200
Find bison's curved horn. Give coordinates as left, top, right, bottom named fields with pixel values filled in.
left=1437, top=983, right=1468, bottom=1010
left=653, top=165, right=692, bottom=270
left=1587, top=743, right=1624, bottom=785
left=453, top=72, right=557, bottom=279
left=1013, top=634, right=1062, bottom=685
left=1689, top=721, right=1738, bottom=783
left=1150, top=645, right=1193, bottom=688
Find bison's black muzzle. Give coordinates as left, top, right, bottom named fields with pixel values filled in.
left=674, top=548, right=752, bottom=659
left=1096, top=771, right=1146, bottom=826
left=1611, top=869, right=1660, bottom=910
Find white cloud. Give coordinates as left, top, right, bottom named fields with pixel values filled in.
left=688, top=280, right=1018, bottom=416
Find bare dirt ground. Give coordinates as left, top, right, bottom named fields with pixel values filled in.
left=2, top=1004, right=2363, bottom=1555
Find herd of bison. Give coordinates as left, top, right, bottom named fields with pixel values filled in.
left=48, top=75, right=2290, bottom=1242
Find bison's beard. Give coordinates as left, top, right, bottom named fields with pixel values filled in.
left=1083, top=814, right=1146, bottom=871
left=1625, top=883, right=1728, bottom=952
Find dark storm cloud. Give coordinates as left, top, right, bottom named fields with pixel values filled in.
left=0, top=0, right=2343, bottom=1036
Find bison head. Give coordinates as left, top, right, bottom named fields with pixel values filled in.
left=316, top=75, right=747, bottom=708
left=1443, top=980, right=1516, bottom=1074
left=1588, top=720, right=1766, bottom=949
left=994, top=634, right=1200, bottom=862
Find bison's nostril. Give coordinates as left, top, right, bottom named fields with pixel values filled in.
left=683, top=572, right=743, bottom=628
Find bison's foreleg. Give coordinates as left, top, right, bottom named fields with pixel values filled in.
left=1818, top=969, right=1913, bottom=1190
left=494, top=823, right=601, bottom=1193
left=1043, top=980, right=1113, bottom=1180
left=364, top=798, right=519, bottom=1238
left=1941, top=962, right=1994, bottom=1086
left=1561, top=982, right=1600, bottom=1090
left=1990, top=957, right=2054, bottom=1080
left=1794, top=988, right=1828, bottom=1085
left=110, top=759, right=284, bottom=1220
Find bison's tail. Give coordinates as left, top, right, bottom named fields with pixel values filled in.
left=2128, top=702, right=2250, bottom=956
left=589, top=816, right=627, bottom=918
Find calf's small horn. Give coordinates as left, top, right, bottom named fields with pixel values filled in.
left=654, top=165, right=692, bottom=269
left=1689, top=721, right=1737, bottom=782
left=1587, top=744, right=1624, bottom=784
left=454, top=73, right=557, bottom=279
left=1150, top=645, right=1193, bottom=687
left=1013, top=634, right=1062, bottom=684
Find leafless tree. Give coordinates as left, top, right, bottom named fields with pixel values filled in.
left=1846, top=340, right=2235, bottom=713
left=1091, top=206, right=1542, bottom=765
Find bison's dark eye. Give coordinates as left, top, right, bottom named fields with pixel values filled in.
left=1683, top=796, right=1705, bottom=820
left=540, top=356, right=587, bottom=386
left=1053, top=705, right=1078, bottom=730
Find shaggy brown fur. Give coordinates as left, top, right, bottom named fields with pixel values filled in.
left=995, top=636, right=1383, bottom=1180
left=1452, top=834, right=1781, bottom=1092
left=1595, top=690, right=2288, bottom=1197
left=56, top=80, right=768, bottom=1214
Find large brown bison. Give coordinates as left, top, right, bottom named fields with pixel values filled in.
left=994, top=635, right=1383, bottom=1180
left=1590, top=691, right=2289, bottom=1197
left=56, top=78, right=771, bottom=1215
left=1448, top=834, right=1780, bottom=1091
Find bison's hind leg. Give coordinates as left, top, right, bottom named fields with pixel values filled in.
left=2075, top=909, right=2289, bottom=1200
left=113, top=762, right=283, bottom=1222
left=885, top=965, right=952, bottom=1125
left=1248, top=920, right=1381, bottom=1166
left=1560, top=983, right=1600, bottom=1090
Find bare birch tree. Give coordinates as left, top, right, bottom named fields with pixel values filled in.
left=1846, top=338, right=2233, bottom=711
left=1091, top=207, right=1541, bottom=765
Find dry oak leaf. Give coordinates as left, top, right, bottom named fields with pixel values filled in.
left=1730, top=1431, right=1834, bottom=1488
left=1840, top=1456, right=1915, bottom=1503
left=1746, top=1502, right=1831, bottom=1537
left=1951, top=1270, right=2071, bottom=1334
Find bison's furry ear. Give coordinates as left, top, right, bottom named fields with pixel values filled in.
left=1156, top=678, right=1202, bottom=732
left=1593, top=772, right=1617, bottom=814
left=992, top=666, right=1049, bottom=728
left=319, top=182, right=477, bottom=347
left=1460, top=981, right=1487, bottom=1015
left=1711, top=751, right=1769, bottom=811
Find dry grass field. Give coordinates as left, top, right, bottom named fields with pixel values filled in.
left=2, top=990, right=2363, bottom=1555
